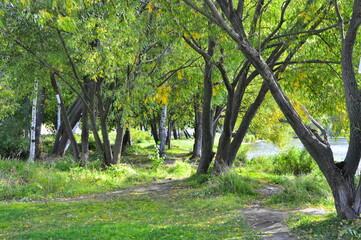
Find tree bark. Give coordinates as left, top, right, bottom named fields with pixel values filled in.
left=50, top=73, right=80, bottom=162
left=159, top=105, right=167, bottom=158
left=192, top=103, right=202, bottom=159
left=81, top=77, right=89, bottom=166
left=198, top=0, right=361, bottom=218
left=53, top=97, right=83, bottom=156
left=112, top=124, right=125, bottom=165
left=197, top=38, right=216, bottom=174
left=28, top=81, right=38, bottom=163
left=35, top=87, right=45, bottom=159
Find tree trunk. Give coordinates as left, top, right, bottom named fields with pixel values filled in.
left=197, top=38, right=216, bottom=174
left=81, top=78, right=89, bottom=166
left=192, top=103, right=202, bottom=159
left=50, top=73, right=80, bottom=162
left=28, top=81, right=38, bottom=163
left=112, top=124, right=125, bottom=165
left=159, top=105, right=167, bottom=157
left=166, top=119, right=175, bottom=149
left=150, top=118, right=159, bottom=144
left=122, top=127, right=131, bottom=152
left=35, top=87, right=45, bottom=159
left=53, top=97, right=83, bottom=156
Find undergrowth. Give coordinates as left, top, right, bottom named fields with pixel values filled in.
left=0, top=159, right=194, bottom=201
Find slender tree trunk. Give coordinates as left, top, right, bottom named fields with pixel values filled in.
left=28, top=81, right=38, bottom=163
left=159, top=105, right=167, bottom=157
left=122, top=128, right=131, bottom=152
left=192, top=103, right=202, bottom=159
left=173, top=128, right=178, bottom=139
left=35, top=87, right=45, bottom=159
left=88, top=80, right=103, bottom=154
left=80, top=89, right=89, bottom=166
left=150, top=118, right=159, bottom=144
left=166, top=119, right=174, bottom=149
left=50, top=73, right=80, bottom=162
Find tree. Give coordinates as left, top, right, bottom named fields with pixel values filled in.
left=179, top=0, right=337, bottom=174
left=184, top=0, right=361, bottom=218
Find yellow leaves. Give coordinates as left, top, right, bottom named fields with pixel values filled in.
left=147, top=1, right=153, bottom=13
left=220, top=35, right=228, bottom=41
left=177, top=71, right=184, bottom=79
left=191, top=32, right=201, bottom=40
left=183, top=32, right=202, bottom=40
left=154, top=85, right=171, bottom=105
left=298, top=72, right=307, bottom=81
left=57, top=16, right=77, bottom=32
left=299, top=12, right=312, bottom=21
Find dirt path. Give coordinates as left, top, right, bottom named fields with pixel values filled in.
left=240, top=184, right=329, bottom=240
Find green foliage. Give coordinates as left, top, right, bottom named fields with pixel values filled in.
left=202, top=171, right=259, bottom=197
left=0, top=158, right=194, bottom=201
left=273, top=147, right=316, bottom=175
left=130, top=128, right=152, bottom=143
left=246, top=147, right=316, bottom=176
left=339, top=221, right=361, bottom=240
left=289, top=214, right=361, bottom=240
left=268, top=171, right=332, bottom=207
left=233, top=146, right=250, bottom=167
left=0, top=104, right=29, bottom=158
left=148, top=145, right=165, bottom=169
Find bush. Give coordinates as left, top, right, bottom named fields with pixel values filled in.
left=268, top=171, right=331, bottom=206
left=233, top=146, right=250, bottom=167
left=131, top=128, right=152, bottom=143
left=273, top=147, right=316, bottom=175
left=204, top=171, right=259, bottom=197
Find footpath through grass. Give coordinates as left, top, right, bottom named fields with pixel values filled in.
left=1, top=138, right=361, bottom=239
left=1, top=175, right=262, bottom=239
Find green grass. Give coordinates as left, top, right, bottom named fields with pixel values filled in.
left=0, top=158, right=195, bottom=201
left=0, top=178, right=262, bottom=240
left=1, top=136, right=352, bottom=239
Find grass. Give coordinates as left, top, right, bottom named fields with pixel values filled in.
left=0, top=168, right=263, bottom=240
left=1, top=136, right=357, bottom=239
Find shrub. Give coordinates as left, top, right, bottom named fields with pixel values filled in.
left=131, top=129, right=152, bottom=143
left=268, top=171, right=331, bottom=206
left=204, top=171, right=259, bottom=197
left=273, top=147, right=316, bottom=175
left=233, top=146, right=250, bottom=167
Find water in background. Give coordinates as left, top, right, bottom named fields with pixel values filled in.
left=245, top=138, right=349, bottom=162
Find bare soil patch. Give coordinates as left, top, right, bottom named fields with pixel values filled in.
left=240, top=183, right=329, bottom=240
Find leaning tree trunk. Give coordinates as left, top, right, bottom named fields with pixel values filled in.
left=51, top=73, right=80, bottom=162
left=202, top=0, right=361, bottom=219
left=53, top=97, right=83, bottom=156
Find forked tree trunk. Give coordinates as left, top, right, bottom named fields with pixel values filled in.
left=186, top=0, right=361, bottom=218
